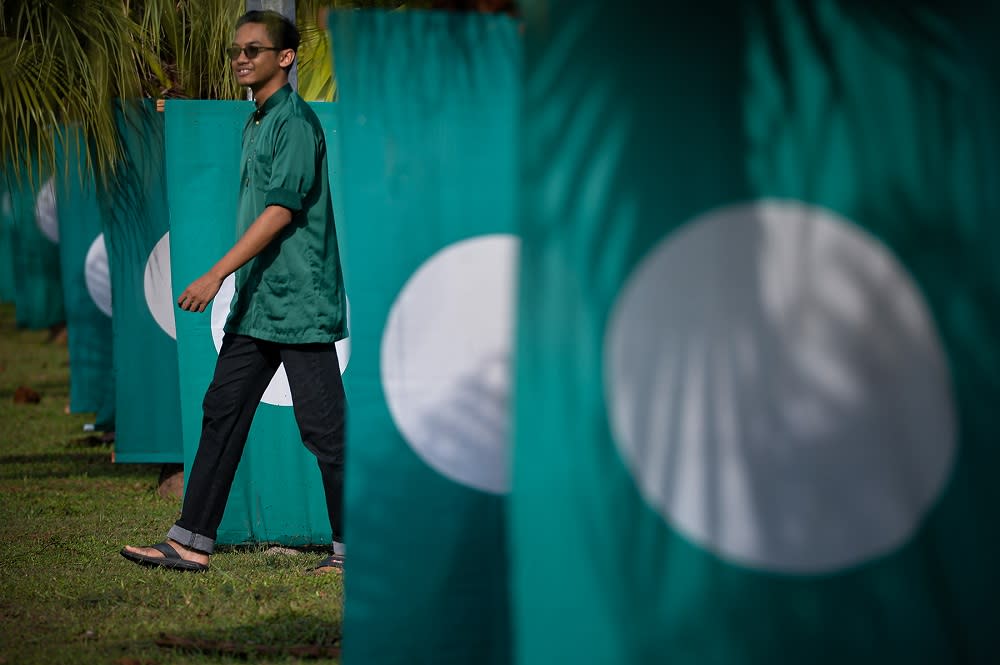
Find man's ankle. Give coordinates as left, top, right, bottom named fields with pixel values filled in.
left=168, top=539, right=210, bottom=561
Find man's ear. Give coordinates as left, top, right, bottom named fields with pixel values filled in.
left=279, top=49, right=296, bottom=68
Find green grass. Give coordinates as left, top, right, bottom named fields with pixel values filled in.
left=0, top=303, right=343, bottom=664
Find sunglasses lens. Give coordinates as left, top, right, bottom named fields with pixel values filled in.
left=226, top=47, right=241, bottom=59
left=244, top=46, right=260, bottom=59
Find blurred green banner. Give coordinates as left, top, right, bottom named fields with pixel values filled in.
left=330, top=10, right=520, bottom=665
left=55, top=128, right=114, bottom=429
left=100, top=101, right=182, bottom=462
left=3, top=160, right=64, bottom=330
left=0, top=176, right=16, bottom=303
left=512, top=1, right=1000, bottom=664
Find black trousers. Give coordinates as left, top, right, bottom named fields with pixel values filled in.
left=167, top=333, right=346, bottom=554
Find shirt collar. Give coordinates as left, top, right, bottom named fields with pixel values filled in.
left=253, top=84, right=292, bottom=121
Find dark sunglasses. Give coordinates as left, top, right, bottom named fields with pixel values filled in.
left=226, top=45, right=282, bottom=60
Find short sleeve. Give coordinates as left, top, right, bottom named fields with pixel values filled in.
left=264, top=117, right=317, bottom=212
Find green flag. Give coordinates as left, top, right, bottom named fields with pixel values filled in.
left=100, top=101, right=182, bottom=462
left=0, top=176, right=16, bottom=303
left=5, top=162, right=64, bottom=330
left=55, top=128, right=114, bottom=428
left=164, top=99, right=348, bottom=545
left=330, top=10, right=520, bottom=664
left=512, top=1, right=1000, bottom=663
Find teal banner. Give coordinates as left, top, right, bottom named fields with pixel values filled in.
left=330, top=10, right=519, bottom=665
left=0, top=176, right=16, bottom=303
left=512, top=1, right=1000, bottom=664
left=164, top=99, right=347, bottom=546
left=100, top=101, right=182, bottom=462
left=4, top=162, right=64, bottom=330
left=55, top=128, right=114, bottom=428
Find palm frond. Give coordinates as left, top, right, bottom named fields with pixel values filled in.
left=0, top=0, right=146, bottom=188
left=143, top=0, right=244, bottom=100
left=0, top=0, right=245, bottom=189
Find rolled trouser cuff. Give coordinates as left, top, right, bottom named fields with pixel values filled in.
left=167, top=524, right=215, bottom=555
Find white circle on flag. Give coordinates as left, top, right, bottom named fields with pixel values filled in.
left=380, top=234, right=518, bottom=495
left=35, top=177, right=59, bottom=243
left=85, top=233, right=112, bottom=317
left=144, top=232, right=176, bottom=339
left=604, top=199, right=956, bottom=574
left=210, top=274, right=351, bottom=407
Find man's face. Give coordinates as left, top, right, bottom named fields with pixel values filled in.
left=230, top=22, right=287, bottom=92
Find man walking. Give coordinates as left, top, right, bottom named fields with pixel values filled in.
left=122, top=9, right=347, bottom=573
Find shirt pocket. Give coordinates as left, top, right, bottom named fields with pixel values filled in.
left=261, top=271, right=290, bottom=301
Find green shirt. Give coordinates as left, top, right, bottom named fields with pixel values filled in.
left=225, top=85, right=348, bottom=344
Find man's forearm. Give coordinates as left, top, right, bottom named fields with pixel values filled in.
left=209, top=205, right=294, bottom=280
left=176, top=205, right=294, bottom=313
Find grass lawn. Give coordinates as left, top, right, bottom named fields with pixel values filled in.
left=0, top=303, right=343, bottom=664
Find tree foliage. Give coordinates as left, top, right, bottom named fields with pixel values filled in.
left=0, top=0, right=242, bottom=187
left=0, top=0, right=518, bottom=186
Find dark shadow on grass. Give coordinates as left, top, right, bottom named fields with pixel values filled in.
left=0, top=451, right=158, bottom=481
left=212, top=543, right=332, bottom=556
left=0, top=376, right=77, bottom=400
left=65, top=434, right=115, bottom=449
left=141, top=611, right=341, bottom=661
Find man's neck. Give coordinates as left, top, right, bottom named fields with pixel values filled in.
left=252, top=76, right=289, bottom=108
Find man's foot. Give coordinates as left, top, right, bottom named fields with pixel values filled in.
left=311, top=553, right=344, bottom=574
left=121, top=539, right=209, bottom=572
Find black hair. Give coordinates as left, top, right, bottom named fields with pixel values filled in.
left=236, top=10, right=301, bottom=53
